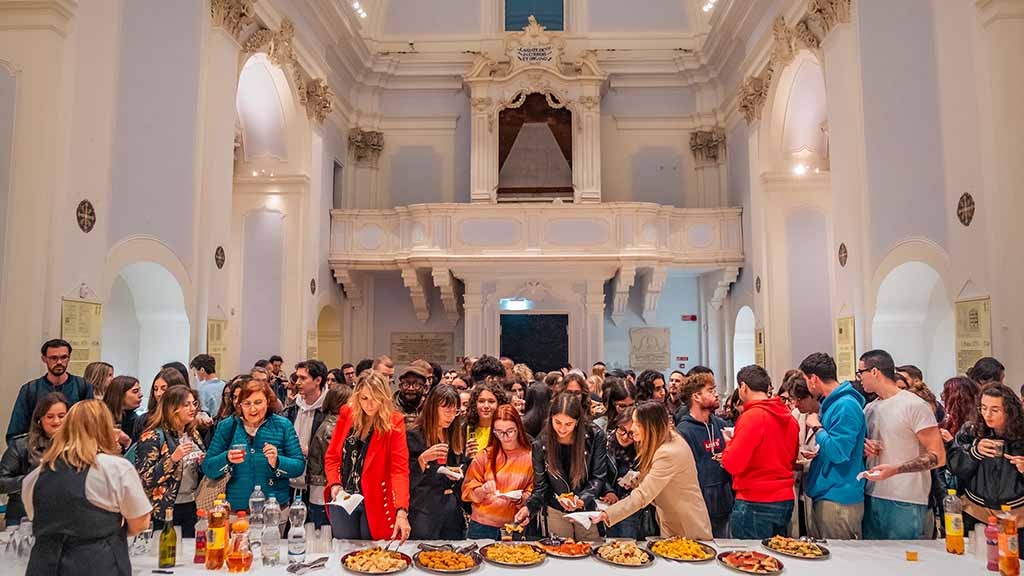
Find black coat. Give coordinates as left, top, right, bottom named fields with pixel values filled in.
left=405, top=428, right=466, bottom=539
left=0, top=434, right=46, bottom=525
left=948, top=436, right=1024, bottom=513
left=527, top=423, right=608, bottom=514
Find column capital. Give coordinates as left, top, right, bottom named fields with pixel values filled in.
left=349, top=128, right=384, bottom=166
left=0, top=0, right=77, bottom=37
left=209, top=0, right=255, bottom=43
left=690, top=127, right=726, bottom=165
left=977, top=0, right=1024, bottom=27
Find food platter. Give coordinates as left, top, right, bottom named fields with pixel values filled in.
left=413, top=549, right=483, bottom=574
left=479, top=543, right=547, bottom=568
left=341, top=548, right=413, bottom=575
left=538, top=538, right=594, bottom=559
left=646, top=537, right=717, bottom=562
left=716, top=550, right=785, bottom=575
left=762, top=536, right=830, bottom=560
left=592, top=540, right=656, bottom=568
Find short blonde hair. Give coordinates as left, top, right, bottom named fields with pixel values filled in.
left=41, top=399, right=120, bottom=471
left=350, top=370, right=396, bottom=438
left=512, top=363, right=534, bottom=385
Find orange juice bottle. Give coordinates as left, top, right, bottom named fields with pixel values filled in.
left=206, top=500, right=228, bottom=570
left=943, top=490, right=964, bottom=555
left=1000, top=505, right=1019, bottom=576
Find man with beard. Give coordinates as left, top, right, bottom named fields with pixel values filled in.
left=676, top=372, right=734, bottom=538
left=666, top=370, right=686, bottom=422
left=395, top=360, right=432, bottom=425
left=6, top=339, right=94, bottom=441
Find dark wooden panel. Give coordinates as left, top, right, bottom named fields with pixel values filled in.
left=499, top=314, right=569, bottom=373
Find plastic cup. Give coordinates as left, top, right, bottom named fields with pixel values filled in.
left=231, top=443, right=247, bottom=462
left=992, top=440, right=1005, bottom=458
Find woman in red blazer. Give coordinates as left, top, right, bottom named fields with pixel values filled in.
left=325, top=370, right=411, bottom=541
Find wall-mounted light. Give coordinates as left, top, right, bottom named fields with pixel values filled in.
left=500, top=298, right=534, bottom=312
left=792, top=163, right=808, bottom=176
left=266, top=194, right=282, bottom=210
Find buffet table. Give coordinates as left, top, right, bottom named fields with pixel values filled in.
left=132, top=538, right=985, bottom=575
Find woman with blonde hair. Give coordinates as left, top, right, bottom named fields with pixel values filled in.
left=83, top=362, right=114, bottom=399
left=22, top=400, right=152, bottom=576
left=325, top=370, right=411, bottom=541
left=598, top=400, right=712, bottom=539
left=134, top=386, right=205, bottom=536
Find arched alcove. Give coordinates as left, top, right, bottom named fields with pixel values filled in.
left=733, top=305, right=756, bottom=384
left=872, top=261, right=954, bottom=393
left=760, top=51, right=829, bottom=173
left=102, top=261, right=190, bottom=403
left=237, top=53, right=289, bottom=162
left=317, top=305, right=343, bottom=370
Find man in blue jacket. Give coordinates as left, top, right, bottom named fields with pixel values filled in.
left=799, top=352, right=866, bottom=539
left=676, top=371, right=734, bottom=537
left=6, top=339, right=94, bottom=442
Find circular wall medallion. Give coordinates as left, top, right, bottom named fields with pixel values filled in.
left=838, top=243, right=849, bottom=267
left=755, top=276, right=762, bottom=294
left=76, top=200, right=96, bottom=233
left=957, top=193, right=976, bottom=226
left=310, top=278, right=317, bottom=295
left=214, top=246, right=226, bottom=269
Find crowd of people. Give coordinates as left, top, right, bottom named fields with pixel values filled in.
left=0, top=337, right=1018, bottom=574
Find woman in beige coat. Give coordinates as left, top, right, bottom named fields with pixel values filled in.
left=599, top=400, right=712, bottom=539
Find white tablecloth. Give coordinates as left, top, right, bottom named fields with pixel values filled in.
left=132, top=538, right=986, bottom=576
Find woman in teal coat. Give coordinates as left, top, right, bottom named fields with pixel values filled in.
left=202, top=378, right=305, bottom=511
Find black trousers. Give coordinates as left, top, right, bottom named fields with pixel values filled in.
left=153, top=501, right=198, bottom=538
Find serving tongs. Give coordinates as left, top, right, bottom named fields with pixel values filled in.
left=286, top=556, right=329, bottom=574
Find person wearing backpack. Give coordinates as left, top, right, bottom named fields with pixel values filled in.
left=134, top=386, right=206, bottom=536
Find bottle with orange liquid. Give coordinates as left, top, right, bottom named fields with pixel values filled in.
left=206, top=500, right=228, bottom=570
left=226, top=512, right=253, bottom=573
left=999, top=505, right=1019, bottom=576
left=943, top=489, right=964, bottom=555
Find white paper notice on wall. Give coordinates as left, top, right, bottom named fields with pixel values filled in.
left=61, top=298, right=103, bottom=377
left=955, top=297, right=992, bottom=376
left=629, top=327, right=670, bottom=372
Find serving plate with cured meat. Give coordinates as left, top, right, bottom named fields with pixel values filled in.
left=716, top=550, right=784, bottom=575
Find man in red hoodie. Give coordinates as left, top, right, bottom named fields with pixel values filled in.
left=721, top=365, right=799, bottom=539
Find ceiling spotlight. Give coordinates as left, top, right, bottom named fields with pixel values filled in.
left=792, top=163, right=808, bottom=176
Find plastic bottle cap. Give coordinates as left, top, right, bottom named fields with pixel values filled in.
left=990, top=516, right=998, bottom=523
left=947, top=489, right=956, bottom=495
left=239, top=512, right=247, bottom=517
left=197, top=510, right=207, bottom=517
left=1003, top=505, right=1012, bottom=511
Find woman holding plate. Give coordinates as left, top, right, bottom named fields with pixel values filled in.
left=464, top=405, right=534, bottom=539
left=598, top=400, right=712, bottom=539
left=407, top=384, right=467, bottom=539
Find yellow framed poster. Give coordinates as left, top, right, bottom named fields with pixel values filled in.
left=60, top=298, right=103, bottom=376
left=835, top=316, right=857, bottom=382
left=207, top=318, right=227, bottom=374
left=306, top=329, right=319, bottom=360
left=955, top=296, right=992, bottom=376
left=754, top=327, right=766, bottom=368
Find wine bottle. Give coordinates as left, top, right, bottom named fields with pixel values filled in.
left=158, top=508, right=176, bottom=568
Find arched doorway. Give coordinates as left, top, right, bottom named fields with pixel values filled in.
left=317, top=305, right=343, bottom=370
left=733, top=306, right=756, bottom=388
left=872, top=261, right=954, bottom=394
left=101, top=262, right=190, bottom=404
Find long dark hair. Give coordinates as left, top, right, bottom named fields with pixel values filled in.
left=562, top=372, right=592, bottom=418
left=607, top=406, right=636, bottom=461
left=522, top=381, right=550, bottom=438
left=978, top=384, right=1024, bottom=441
left=467, top=381, right=508, bottom=429
left=544, top=392, right=588, bottom=488
left=217, top=376, right=248, bottom=420
left=941, top=377, right=979, bottom=436
left=103, top=376, right=139, bottom=420
left=413, top=384, right=465, bottom=453
left=601, top=378, right=631, bottom=432
left=148, top=367, right=189, bottom=413
left=29, top=392, right=68, bottom=456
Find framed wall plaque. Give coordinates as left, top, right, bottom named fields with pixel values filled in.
left=76, top=200, right=96, bottom=233
left=835, top=316, right=856, bottom=381
left=957, top=193, right=975, bottom=227
left=61, top=298, right=103, bottom=375
left=838, top=243, right=848, bottom=267
left=214, top=246, right=226, bottom=269
left=754, top=327, right=766, bottom=368
left=955, top=296, right=991, bottom=375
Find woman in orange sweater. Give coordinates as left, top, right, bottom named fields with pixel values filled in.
left=462, top=405, right=533, bottom=539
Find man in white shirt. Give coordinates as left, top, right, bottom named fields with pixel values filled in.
left=858, top=349, right=945, bottom=539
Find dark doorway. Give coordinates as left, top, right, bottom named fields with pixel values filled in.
left=500, top=314, right=569, bottom=373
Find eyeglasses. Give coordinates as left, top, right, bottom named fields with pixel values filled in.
left=493, top=428, right=517, bottom=439
left=779, top=395, right=793, bottom=404
left=855, top=368, right=872, bottom=380
left=616, top=427, right=635, bottom=438
left=241, top=400, right=266, bottom=409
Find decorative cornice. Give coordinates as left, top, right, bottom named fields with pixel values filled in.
left=210, top=0, right=255, bottom=42
left=244, top=17, right=295, bottom=68
left=348, top=128, right=384, bottom=166
left=0, top=0, right=77, bottom=37
left=611, top=265, right=637, bottom=326
left=738, top=67, right=773, bottom=125
left=401, top=266, right=430, bottom=323
left=690, top=127, right=727, bottom=164
left=806, top=0, right=852, bottom=36
left=771, top=15, right=796, bottom=69
left=709, top=266, right=740, bottom=311
left=432, top=268, right=461, bottom=324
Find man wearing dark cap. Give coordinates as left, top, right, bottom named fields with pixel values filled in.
left=395, top=360, right=431, bottom=424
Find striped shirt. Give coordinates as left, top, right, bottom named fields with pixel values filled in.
left=462, top=446, right=534, bottom=528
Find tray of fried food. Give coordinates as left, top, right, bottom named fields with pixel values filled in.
left=538, top=537, right=594, bottom=558
left=479, top=542, right=547, bottom=567
left=593, top=540, right=655, bottom=567
left=717, top=550, right=784, bottom=575
left=647, top=537, right=716, bottom=562
left=762, top=535, right=830, bottom=559
left=341, top=547, right=411, bottom=575
left=413, top=548, right=483, bottom=574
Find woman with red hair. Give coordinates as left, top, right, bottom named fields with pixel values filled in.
left=462, top=405, right=533, bottom=539
left=940, top=376, right=980, bottom=439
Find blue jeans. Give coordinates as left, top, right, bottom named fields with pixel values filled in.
left=863, top=496, right=929, bottom=540
left=729, top=499, right=794, bottom=539
left=606, top=510, right=641, bottom=540
left=467, top=520, right=501, bottom=540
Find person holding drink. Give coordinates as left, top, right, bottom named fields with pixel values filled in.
left=406, top=384, right=467, bottom=539
left=947, top=383, right=1024, bottom=549
left=465, top=382, right=506, bottom=460
left=201, top=379, right=306, bottom=514
left=135, top=386, right=206, bottom=536
left=464, top=405, right=534, bottom=539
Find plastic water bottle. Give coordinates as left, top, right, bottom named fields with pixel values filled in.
left=262, top=497, right=282, bottom=567
left=287, top=495, right=307, bottom=565
left=249, top=485, right=266, bottom=549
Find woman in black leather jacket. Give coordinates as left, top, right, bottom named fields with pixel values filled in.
left=0, top=393, right=67, bottom=526
left=948, top=384, right=1024, bottom=548
left=525, top=392, right=607, bottom=540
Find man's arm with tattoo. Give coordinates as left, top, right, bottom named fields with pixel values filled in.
left=896, top=451, right=940, bottom=474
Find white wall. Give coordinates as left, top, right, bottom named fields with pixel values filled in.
left=0, top=67, right=12, bottom=288
left=588, top=0, right=691, bottom=32
left=381, top=0, right=481, bottom=36
left=371, top=271, right=464, bottom=366
left=108, top=0, right=203, bottom=268
left=785, top=208, right=832, bottom=365
left=603, top=274, right=701, bottom=374
left=240, top=210, right=284, bottom=367
left=102, top=275, right=141, bottom=379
